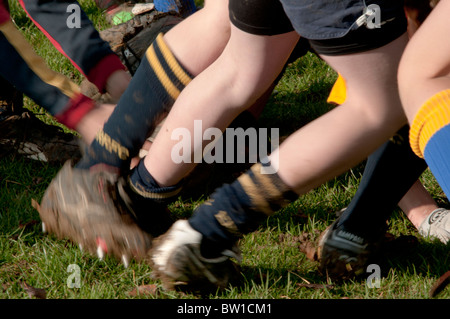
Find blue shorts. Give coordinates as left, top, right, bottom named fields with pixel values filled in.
left=229, top=0, right=406, bottom=55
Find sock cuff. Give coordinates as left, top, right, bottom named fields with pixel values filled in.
left=128, top=177, right=182, bottom=200
left=145, top=33, right=192, bottom=101
left=410, top=89, right=450, bottom=158
left=129, top=160, right=182, bottom=200
left=237, top=162, right=297, bottom=216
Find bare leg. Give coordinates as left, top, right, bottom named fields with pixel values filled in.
left=164, top=0, right=231, bottom=77
left=399, top=1, right=450, bottom=123
left=144, top=26, right=300, bottom=186
left=271, top=34, right=409, bottom=194
left=399, top=180, right=438, bottom=228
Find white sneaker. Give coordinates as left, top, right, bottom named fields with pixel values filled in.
left=419, top=208, right=450, bottom=244
left=151, top=220, right=241, bottom=292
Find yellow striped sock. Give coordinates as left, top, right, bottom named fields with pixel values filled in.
left=410, top=89, right=450, bottom=158
left=238, top=163, right=297, bottom=216
left=145, top=33, right=192, bottom=101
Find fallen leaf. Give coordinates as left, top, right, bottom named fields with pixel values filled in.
left=31, top=198, right=40, bottom=210
left=295, top=231, right=322, bottom=262
left=128, top=284, right=158, bottom=297
left=299, top=241, right=318, bottom=261
left=22, top=282, right=46, bottom=299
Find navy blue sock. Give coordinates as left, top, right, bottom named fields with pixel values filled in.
left=337, top=125, right=428, bottom=240
left=188, top=162, right=298, bottom=257
left=128, top=159, right=182, bottom=202
left=76, top=34, right=192, bottom=172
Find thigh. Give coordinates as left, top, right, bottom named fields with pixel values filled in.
left=145, top=25, right=299, bottom=186
left=218, top=26, right=300, bottom=107
left=321, top=33, right=408, bottom=124
left=399, top=0, right=450, bottom=122
left=164, top=0, right=231, bottom=76
left=270, top=34, right=409, bottom=193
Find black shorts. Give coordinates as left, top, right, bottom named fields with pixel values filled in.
left=228, top=0, right=407, bottom=56
left=308, top=9, right=407, bottom=56
left=228, top=0, right=294, bottom=36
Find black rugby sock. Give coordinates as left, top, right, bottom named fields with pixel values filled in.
left=77, top=34, right=193, bottom=172
left=337, top=125, right=428, bottom=240
left=188, top=162, right=298, bottom=257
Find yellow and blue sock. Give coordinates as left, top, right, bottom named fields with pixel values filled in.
left=410, top=89, right=450, bottom=197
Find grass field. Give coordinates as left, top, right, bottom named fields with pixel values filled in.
left=0, top=0, right=449, bottom=304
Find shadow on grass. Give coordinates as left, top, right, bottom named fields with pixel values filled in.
left=380, top=239, right=450, bottom=278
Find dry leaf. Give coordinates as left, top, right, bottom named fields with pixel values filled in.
left=22, top=282, right=46, bottom=299
left=299, top=241, right=318, bottom=261
left=128, top=284, right=158, bottom=297
left=31, top=198, right=40, bottom=210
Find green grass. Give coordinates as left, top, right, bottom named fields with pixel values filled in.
left=1, top=0, right=449, bottom=302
